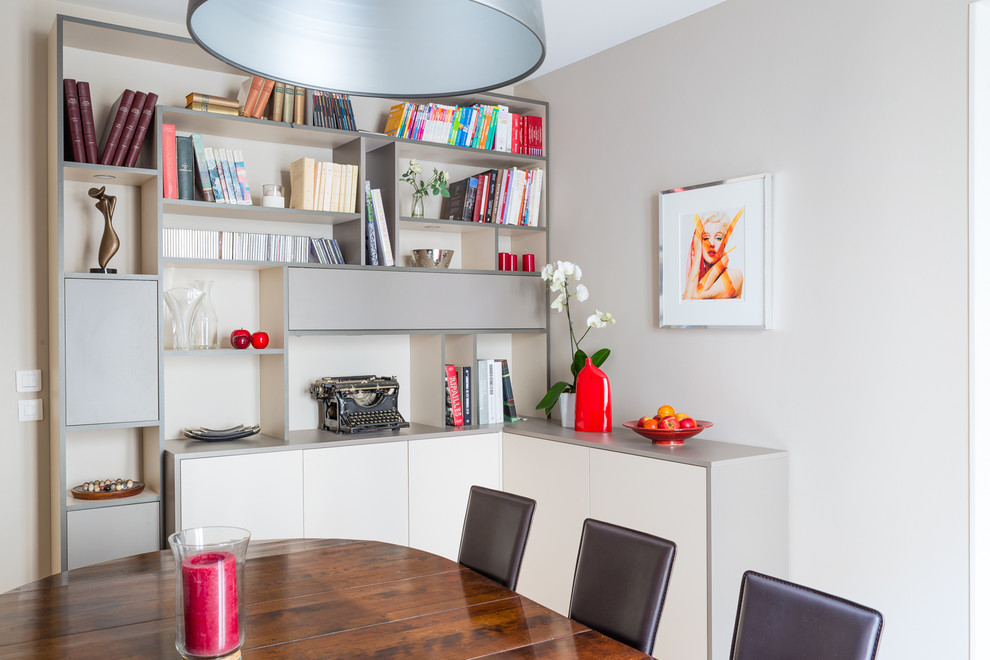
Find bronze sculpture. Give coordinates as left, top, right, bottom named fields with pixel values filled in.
left=88, top=186, right=120, bottom=273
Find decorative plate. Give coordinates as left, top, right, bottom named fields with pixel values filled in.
left=183, top=424, right=261, bottom=442
left=621, top=420, right=713, bottom=446
left=71, top=481, right=145, bottom=500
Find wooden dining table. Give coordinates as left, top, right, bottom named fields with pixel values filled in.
left=0, top=538, right=651, bottom=659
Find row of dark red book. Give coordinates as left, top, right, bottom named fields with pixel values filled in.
left=63, top=80, right=157, bottom=168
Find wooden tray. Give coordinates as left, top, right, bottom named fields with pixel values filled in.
left=70, top=481, right=145, bottom=500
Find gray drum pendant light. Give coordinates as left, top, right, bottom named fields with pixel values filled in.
left=186, top=0, right=546, bottom=98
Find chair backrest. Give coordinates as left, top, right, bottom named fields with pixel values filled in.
left=568, top=518, right=676, bottom=654
left=729, top=570, right=884, bottom=660
left=457, top=485, right=536, bottom=590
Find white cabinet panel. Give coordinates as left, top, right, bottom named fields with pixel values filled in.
left=502, top=432, right=590, bottom=615
left=590, top=449, right=708, bottom=660
left=303, top=442, right=409, bottom=546
left=179, top=452, right=304, bottom=539
left=408, top=433, right=501, bottom=560
left=67, top=502, right=160, bottom=570
left=64, top=277, right=159, bottom=426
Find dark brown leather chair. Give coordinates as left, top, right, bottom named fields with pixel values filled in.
left=729, top=570, right=884, bottom=660
left=457, top=485, right=536, bottom=590
left=568, top=518, right=677, bottom=654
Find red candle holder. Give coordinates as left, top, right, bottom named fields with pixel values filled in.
left=509, top=254, right=518, bottom=271
left=169, top=527, right=251, bottom=659
left=498, top=252, right=510, bottom=271
left=522, top=254, right=535, bottom=272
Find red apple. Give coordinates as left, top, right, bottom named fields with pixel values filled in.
left=230, top=329, right=251, bottom=349
left=251, top=331, right=270, bottom=349
left=658, top=416, right=679, bottom=430
left=678, top=417, right=697, bottom=429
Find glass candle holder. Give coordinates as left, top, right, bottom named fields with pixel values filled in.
left=168, top=527, right=251, bottom=659
left=262, top=184, right=285, bottom=208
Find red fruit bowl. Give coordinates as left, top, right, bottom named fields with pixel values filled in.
left=622, top=420, right=713, bottom=446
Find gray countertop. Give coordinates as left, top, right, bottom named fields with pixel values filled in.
left=164, top=418, right=785, bottom=468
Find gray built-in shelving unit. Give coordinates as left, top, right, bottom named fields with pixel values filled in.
left=48, top=14, right=549, bottom=571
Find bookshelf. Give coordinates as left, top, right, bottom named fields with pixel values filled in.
left=48, top=14, right=549, bottom=570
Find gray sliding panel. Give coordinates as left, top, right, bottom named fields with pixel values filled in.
left=288, top=268, right=546, bottom=331
left=64, top=277, right=159, bottom=425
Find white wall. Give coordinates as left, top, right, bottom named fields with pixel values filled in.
left=518, top=0, right=970, bottom=657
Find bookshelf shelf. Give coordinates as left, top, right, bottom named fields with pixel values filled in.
left=50, top=13, right=549, bottom=572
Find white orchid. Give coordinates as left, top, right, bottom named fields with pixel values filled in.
left=537, top=260, right=615, bottom=416
left=400, top=160, right=449, bottom=199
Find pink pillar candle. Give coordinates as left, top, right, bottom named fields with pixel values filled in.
left=182, top=551, right=239, bottom=656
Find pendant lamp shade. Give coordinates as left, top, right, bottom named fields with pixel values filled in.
left=186, top=0, right=546, bottom=98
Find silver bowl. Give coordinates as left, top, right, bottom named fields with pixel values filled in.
left=410, top=249, right=454, bottom=268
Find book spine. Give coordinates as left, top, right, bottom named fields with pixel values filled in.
left=364, top=187, right=379, bottom=266
left=190, top=134, right=215, bottom=202
left=283, top=85, right=295, bottom=123
left=222, top=149, right=242, bottom=203
left=124, top=92, right=157, bottom=168
left=186, top=93, right=240, bottom=109
left=251, top=78, right=275, bottom=119
left=371, top=188, right=394, bottom=266
left=112, top=90, right=146, bottom=167
left=477, top=359, right=489, bottom=424
left=240, top=75, right=264, bottom=116
left=75, top=81, right=99, bottom=164
left=216, top=148, right=237, bottom=203
left=161, top=123, right=177, bottom=199
left=62, top=79, right=86, bottom=163
left=445, top=364, right=464, bottom=427
left=461, top=365, right=472, bottom=426
left=294, top=86, right=306, bottom=124
left=203, top=147, right=225, bottom=202
left=185, top=102, right=240, bottom=116
left=271, top=81, right=285, bottom=123
left=234, top=149, right=252, bottom=204
left=499, top=359, right=519, bottom=422
left=176, top=135, right=195, bottom=200
left=490, top=360, right=503, bottom=423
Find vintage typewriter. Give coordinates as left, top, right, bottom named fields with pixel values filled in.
left=310, top=375, right=409, bottom=434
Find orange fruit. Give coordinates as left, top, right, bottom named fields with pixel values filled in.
left=642, top=417, right=659, bottom=429
left=674, top=412, right=691, bottom=421
left=657, top=405, right=675, bottom=419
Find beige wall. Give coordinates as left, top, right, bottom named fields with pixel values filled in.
left=518, top=0, right=970, bottom=657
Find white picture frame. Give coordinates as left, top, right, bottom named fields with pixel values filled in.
left=659, top=173, right=771, bottom=328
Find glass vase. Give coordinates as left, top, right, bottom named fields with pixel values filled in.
left=169, top=527, right=251, bottom=660
left=190, top=280, right=219, bottom=349
left=575, top=358, right=612, bottom=432
left=164, top=287, right=206, bottom=351
left=411, top=193, right=425, bottom=218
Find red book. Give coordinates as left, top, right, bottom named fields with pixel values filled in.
left=76, top=81, right=99, bottom=164
left=112, top=91, right=147, bottom=167
left=124, top=92, right=158, bottom=168
left=445, top=364, right=464, bottom=427
left=162, top=123, right=178, bottom=199
left=511, top=113, right=521, bottom=154
left=99, top=89, right=135, bottom=165
left=62, top=79, right=85, bottom=163
left=471, top=172, right=487, bottom=222
left=528, top=116, right=543, bottom=157
left=250, top=78, right=275, bottom=119
left=239, top=75, right=264, bottom=116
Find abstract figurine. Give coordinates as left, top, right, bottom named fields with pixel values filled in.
left=88, top=186, right=120, bottom=273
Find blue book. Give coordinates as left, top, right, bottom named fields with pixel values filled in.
left=461, top=365, right=472, bottom=426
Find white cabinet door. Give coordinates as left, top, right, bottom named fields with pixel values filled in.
left=590, top=448, right=708, bottom=660
left=502, top=433, right=590, bottom=615
left=408, top=432, right=501, bottom=560
left=179, top=451, right=304, bottom=539
left=64, top=278, right=159, bottom=426
left=303, top=441, right=409, bottom=546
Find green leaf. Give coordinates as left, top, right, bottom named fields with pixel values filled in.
left=570, top=349, right=588, bottom=380
left=535, top=381, right=571, bottom=411
left=590, top=348, right=611, bottom=367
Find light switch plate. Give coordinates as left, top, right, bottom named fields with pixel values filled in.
left=18, top=399, right=43, bottom=421
left=16, top=370, right=42, bottom=393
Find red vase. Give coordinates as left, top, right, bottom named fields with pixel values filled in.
left=575, top=357, right=612, bottom=432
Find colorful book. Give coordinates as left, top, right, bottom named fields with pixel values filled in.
left=161, top=122, right=177, bottom=199
left=444, top=364, right=464, bottom=427
left=364, top=183, right=379, bottom=266
left=176, top=135, right=195, bottom=200
left=217, top=148, right=238, bottom=203
left=124, top=92, right=157, bottom=168
left=62, top=79, right=85, bottom=163
left=112, top=90, right=147, bottom=167
left=233, top=149, right=252, bottom=204
left=461, top=365, right=473, bottom=426
left=202, top=146, right=225, bottom=202
left=498, top=359, right=519, bottom=422
left=238, top=76, right=264, bottom=116
left=251, top=78, right=275, bottom=119
left=370, top=188, right=394, bottom=266
left=190, top=134, right=215, bottom=202
left=75, top=81, right=99, bottom=164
